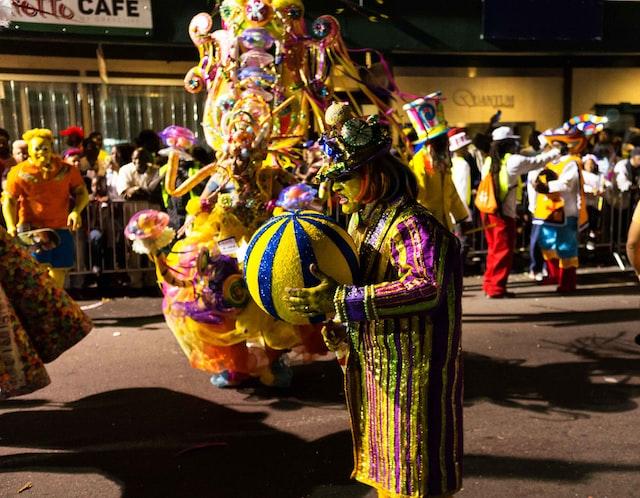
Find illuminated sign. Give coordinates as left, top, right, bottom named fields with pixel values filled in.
left=453, top=89, right=515, bottom=109
left=9, top=0, right=153, bottom=36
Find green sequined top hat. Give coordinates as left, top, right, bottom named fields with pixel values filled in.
left=317, top=102, right=392, bottom=181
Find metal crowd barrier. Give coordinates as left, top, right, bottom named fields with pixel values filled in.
left=464, top=188, right=640, bottom=266
left=68, top=192, right=639, bottom=286
left=69, top=200, right=159, bottom=280
left=597, top=189, right=640, bottom=265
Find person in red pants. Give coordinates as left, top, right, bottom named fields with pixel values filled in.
left=481, top=127, right=560, bottom=298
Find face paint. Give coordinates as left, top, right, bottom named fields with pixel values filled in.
left=332, top=174, right=362, bottom=214
left=28, top=136, right=53, bottom=171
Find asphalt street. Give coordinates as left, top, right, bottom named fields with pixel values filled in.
left=0, top=267, right=638, bottom=498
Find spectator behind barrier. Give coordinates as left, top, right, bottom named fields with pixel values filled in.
left=62, top=148, right=83, bottom=170
left=79, top=138, right=108, bottom=179
left=87, top=175, right=111, bottom=278
left=116, top=147, right=161, bottom=202
left=12, top=139, right=28, bottom=164
left=107, top=143, right=134, bottom=200
left=592, top=143, right=614, bottom=177
left=88, top=130, right=110, bottom=164
left=0, top=128, right=17, bottom=187
left=135, top=129, right=162, bottom=158
left=60, top=126, right=84, bottom=156
left=613, top=147, right=640, bottom=193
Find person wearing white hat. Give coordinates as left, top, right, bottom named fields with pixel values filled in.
left=448, top=128, right=474, bottom=220
left=481, top=126, right=560, bottom=298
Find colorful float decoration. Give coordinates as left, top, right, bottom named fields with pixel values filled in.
left=129, top=0, right=411, bottom=387
left=563, top=114, right=608, bottom=137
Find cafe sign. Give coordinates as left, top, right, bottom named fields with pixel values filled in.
left=9, top=0, right=153, bottom=36
left=453, top=89, right=515, bottom=109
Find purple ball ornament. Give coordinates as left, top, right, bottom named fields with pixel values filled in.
left=276, top=184, right=318, bottom=211
left=240, top=49, right=275, bottom=68
left=240, top=28, right=275, bottom=50
left=125, top=210, right=170, bottom=241
left=238, top=66, right=276, bottom=84
left=311, top=16, right=340, bottom=46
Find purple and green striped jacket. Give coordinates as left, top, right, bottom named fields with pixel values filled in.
left=334, top=197, right=463, bottom=498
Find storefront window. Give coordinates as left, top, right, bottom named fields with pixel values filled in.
left=87, top=84, right=203, bottom=146
left=0, top=81, right=24, bottom=139
left=0, top=80, right=203, bottom=150
left=0, top=81, right=81, bottom=149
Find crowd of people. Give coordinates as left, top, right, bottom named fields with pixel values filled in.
left=403, top=109, right=640, bottom=296
left=1, top=109, right=640, bottom=293
left=0, top=125, right=214, bottom=287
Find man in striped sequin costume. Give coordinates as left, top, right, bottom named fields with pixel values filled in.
left=286, top=103, right=463, bottom=497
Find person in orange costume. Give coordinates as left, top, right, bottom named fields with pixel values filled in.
left=2, top=128, right=89, bottom=287
left=533, top=127, right=589, bottom=293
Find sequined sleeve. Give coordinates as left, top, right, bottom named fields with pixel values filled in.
left=334, top=215, right=450, bottom=323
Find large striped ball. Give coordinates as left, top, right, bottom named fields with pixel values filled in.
left=244, top=210, right=359, bottom=325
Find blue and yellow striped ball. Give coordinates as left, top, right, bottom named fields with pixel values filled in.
left=244, top=210, right=359, bottom=325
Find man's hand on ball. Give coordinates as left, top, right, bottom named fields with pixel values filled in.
left=285, top=264, right=337, bottom=317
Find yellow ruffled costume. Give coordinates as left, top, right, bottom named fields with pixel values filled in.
left=157, top=197, right=301, bottom=385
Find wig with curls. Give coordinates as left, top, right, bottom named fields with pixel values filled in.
left=23, top=128, right=53, bottom=143
left=354, top=153, right=418, bottom=204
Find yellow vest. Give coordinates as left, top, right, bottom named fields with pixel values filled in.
left=159, top=163, right=202, bottom=208
left=482, top=153, right=523, bottom=203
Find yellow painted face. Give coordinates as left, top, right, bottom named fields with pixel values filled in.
left=332, top=175, right=362, bottom=215
left=28, top=136, right=53, bottom=170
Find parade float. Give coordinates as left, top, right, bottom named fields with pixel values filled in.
left=126, top=0, right=411, bottom=387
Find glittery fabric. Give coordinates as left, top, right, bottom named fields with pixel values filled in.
left=336, top=197, right=463, bottom=497
left=0, top=227, right=92, bottom=398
